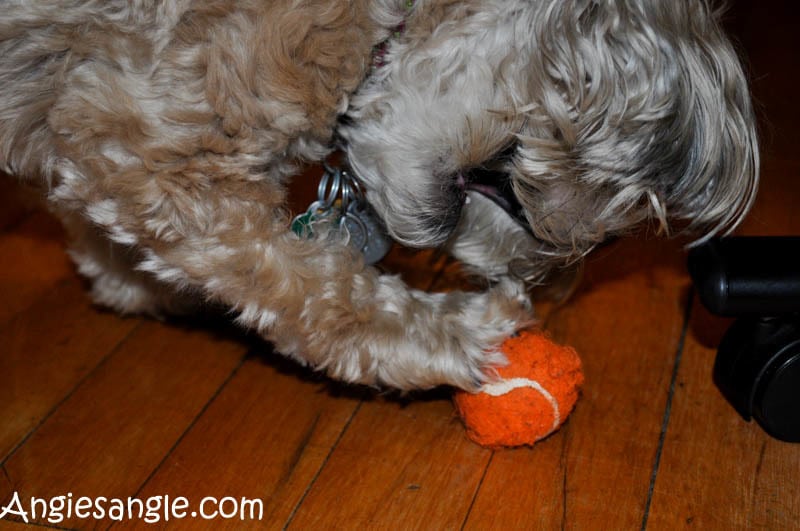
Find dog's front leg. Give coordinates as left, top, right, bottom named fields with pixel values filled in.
left=72, top=168, right=531, bottom=391
left=233, top=234, right=533, bottom=390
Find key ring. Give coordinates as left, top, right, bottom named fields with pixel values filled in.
left=317, top=163, right=342, bottom=209
left=291, top=163, right=393, bottom=265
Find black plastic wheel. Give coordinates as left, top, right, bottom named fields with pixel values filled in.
left=713, top=316, right=800, bottom=442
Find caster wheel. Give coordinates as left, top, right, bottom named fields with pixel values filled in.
left=713, top=316, right=800, bottom=442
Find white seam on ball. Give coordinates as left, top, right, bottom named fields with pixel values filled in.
left=480, top=377, right=561, bottom=434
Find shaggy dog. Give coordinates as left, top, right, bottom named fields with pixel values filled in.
left=0, top=0, right=758, bottom=390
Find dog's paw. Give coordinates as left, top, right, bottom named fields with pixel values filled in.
left=444, top=278, right=534, bottom=390
left=358, top=277, right=532, bottom=391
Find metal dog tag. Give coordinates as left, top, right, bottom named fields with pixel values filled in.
left=292, top=163, right=393, bottom=265
left=342, top=200, right=393, bottom=265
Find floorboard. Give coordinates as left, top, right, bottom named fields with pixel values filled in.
left=285, top=394, right=489, bottom=531
left=0, top=212, right=72, bottom=325
left=116, top=354, right=364, bottom=531
left=1, top=320, right=246, bottom=529
left=0, top=278, right=139, bottom=463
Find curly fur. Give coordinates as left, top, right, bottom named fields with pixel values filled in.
left=343, top=0, right=758, bottom=281
left=0, top=0, right=757, bottom=390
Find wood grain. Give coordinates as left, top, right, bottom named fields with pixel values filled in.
left=0, top=319, right=246, bottom=529
left=0, top=211, right=72, bottom=325
left=285, top=393, right=490, bottom=530
left=117, top=355, right=364, bottom=531
left=0, top=278, right=138, bottom=462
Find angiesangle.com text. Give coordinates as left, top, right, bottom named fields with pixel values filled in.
left=1, top=491, right=264, bottom=524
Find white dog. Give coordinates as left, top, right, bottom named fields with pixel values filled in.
left=0, top=0, right=758, bottom=390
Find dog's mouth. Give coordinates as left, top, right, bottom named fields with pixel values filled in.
left=461, top=167, right=532, bottom=233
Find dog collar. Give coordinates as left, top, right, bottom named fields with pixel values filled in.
left=373, top=0, right=415, bottom=68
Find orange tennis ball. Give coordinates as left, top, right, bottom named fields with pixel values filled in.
left=454, top=330, right=584, bottom=448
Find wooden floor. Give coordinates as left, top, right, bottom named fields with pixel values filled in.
left=2, top=3, right=799, bottom=529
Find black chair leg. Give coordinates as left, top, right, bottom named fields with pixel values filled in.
left=689, top=237, right=800, bottom=442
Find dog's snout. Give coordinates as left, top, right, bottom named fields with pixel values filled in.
left=412, top=183, right=465, bottom=246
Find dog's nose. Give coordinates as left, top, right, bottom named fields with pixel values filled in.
left=430, top=205, right=463, bottom=243
left=406, top=177, right=466, bottom=247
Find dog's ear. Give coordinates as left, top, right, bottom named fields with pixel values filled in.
left=650, top=2, right=759, bottom=243
left=512, top=0, right=758, bottom=256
